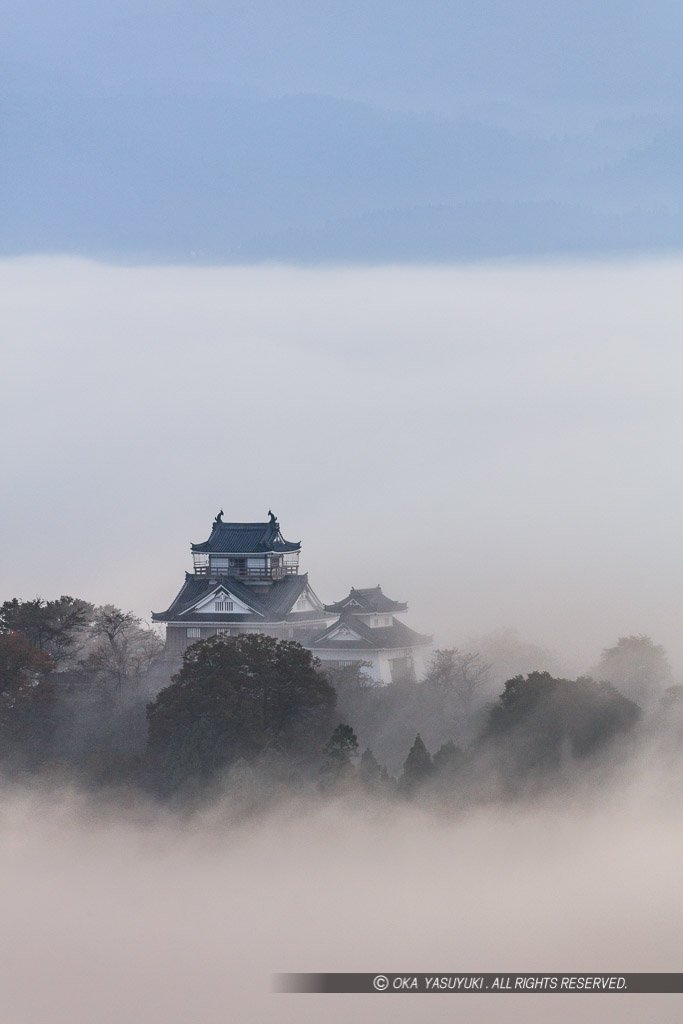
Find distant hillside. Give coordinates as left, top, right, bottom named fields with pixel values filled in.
left=3, top=91, right=683, bottom=263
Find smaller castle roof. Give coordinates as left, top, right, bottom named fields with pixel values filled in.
left=324, top=585, right=407, bottom=615
left=309, top=612, right=431, bottom=651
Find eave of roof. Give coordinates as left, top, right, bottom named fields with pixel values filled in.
left=191, top=521, right=300, bottom=554
left=152, top=572, right=312, bottom=623
left=324, top=585, right=408, bottom=614
left=309, top=613, right=432, bottom=650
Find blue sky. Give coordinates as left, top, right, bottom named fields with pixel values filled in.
left=4, top=1, right=683, bottom=261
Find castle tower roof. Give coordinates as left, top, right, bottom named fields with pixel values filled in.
left=191, top=514, right=300, bottom=555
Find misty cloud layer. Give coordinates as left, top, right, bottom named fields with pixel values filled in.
left=3, top=256, right=683, bottom=676
left=0, top=761, right=680, bottom=1024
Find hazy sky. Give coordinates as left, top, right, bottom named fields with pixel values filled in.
left=3, top=255, right=683, bottom=675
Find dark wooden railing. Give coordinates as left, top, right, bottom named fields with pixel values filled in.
left=193, top=564, right=298, bottom=580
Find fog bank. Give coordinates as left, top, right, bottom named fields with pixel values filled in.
left=0, top=763, right=680, bottom=1023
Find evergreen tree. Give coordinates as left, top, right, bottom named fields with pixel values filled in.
left=0, top=596, right=93, bottom=668
left=482, top=671, right=640, bottom=776
left=147, top=633, right=336, bottom=791
left=359, top=746, right=381, bottom=787
left=399, top=732, right=433, bottom=793
left=433, top=739, right=463, bottom=775
left=324, top=723, right=359, bottom=764
left=0, top=632, right=56, bottom=764
left=320, top=723, right=359, bottom=788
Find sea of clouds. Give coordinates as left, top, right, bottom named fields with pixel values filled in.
left=0, top=751, right=680, bottom=1024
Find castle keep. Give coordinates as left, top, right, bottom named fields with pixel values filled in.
left=153, top=511, right=431, bottom=684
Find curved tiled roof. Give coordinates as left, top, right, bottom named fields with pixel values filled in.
left=309, top=612, right=431, bottom=650
left=324, top=585, right=407, bottom=614
left=152, top=572, right=321, bottom=623
left=191, top=520, right=300, bottom=554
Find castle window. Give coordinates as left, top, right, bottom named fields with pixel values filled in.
left=216, top=627, right=231, bottom=636
left=215, top=600, right=234, bottom=612
left=187, top=627, right=201, bottom=638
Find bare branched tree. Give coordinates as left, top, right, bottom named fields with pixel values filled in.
left=80, top=606, right=163, bottom=694
left=424, top=647, right=492, bottom=714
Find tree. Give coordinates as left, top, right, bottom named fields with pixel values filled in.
left=322, top=661, right=375, bottom=696
left=0, top=596, right=93, bottom=667
left=399, top=732, right=433, bottom=793
left=465, top=629, right=558, bottom=690
left=593, top=635, right=672, bottom=706
left=424, top=648, right=491, bottom=713
left=661, top=685, right=683, bottom=710
left=359, top=746, right=380, bottom=783
left=146, top=633, right=336, bottom=789
left=482, top=671, right=641, bottom=775
left=320, top=723, right=359, bottom=788
left=653, top=686, right=683, bottom=750
left=80, top=605, right=163, bottom=693
left=0, top=632, right=55, bottom=759
left=358, top=747, right=393, bottom=793
left=324, top=723, right=359, bottom=765
left=432, top=739, right=463, bottom=776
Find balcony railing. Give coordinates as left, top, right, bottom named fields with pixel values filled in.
left=233, top=566, right=282, bottom=580
left=194, top=564, right=298, bottom=580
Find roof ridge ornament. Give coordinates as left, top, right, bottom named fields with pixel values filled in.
left=214, top=509, right=224, bottom=525
left=268, top=509, right=277, bottom=525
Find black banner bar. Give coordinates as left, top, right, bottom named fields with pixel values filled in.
left=274, top=973, right=683, bottom=994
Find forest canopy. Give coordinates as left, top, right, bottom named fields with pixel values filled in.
left=0, top=594, right=678, bottom=801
